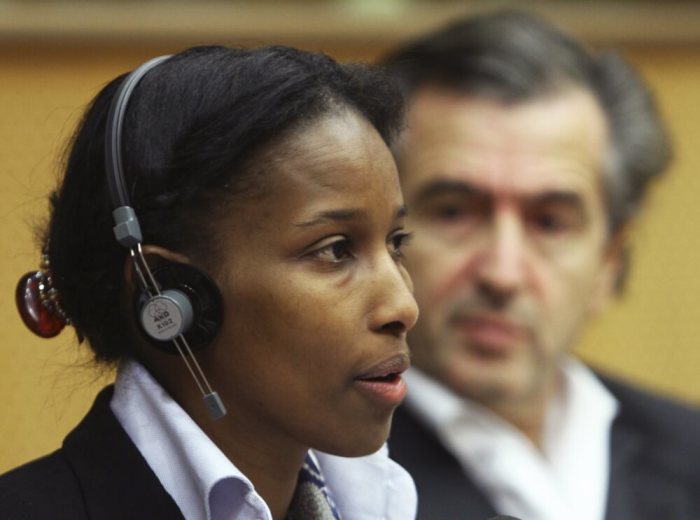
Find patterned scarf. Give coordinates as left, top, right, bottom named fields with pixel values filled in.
left=285, top=453, right=342, bottom=520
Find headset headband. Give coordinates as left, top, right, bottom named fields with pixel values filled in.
left=105, top=55, right=171, bottom=248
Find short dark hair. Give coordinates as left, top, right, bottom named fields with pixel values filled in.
left=382, top=9, right=671, bottom=237
left=46, top=45, right=404, bottom=363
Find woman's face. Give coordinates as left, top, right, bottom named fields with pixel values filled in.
left=206, top=110, right=419, bottom=457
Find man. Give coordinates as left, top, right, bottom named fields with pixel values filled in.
left=383, top=10, right=700, bottom=520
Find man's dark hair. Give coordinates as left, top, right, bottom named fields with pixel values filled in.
left=382, top=9, right=671, bottom=238
left=47, top=45, right=403, bottom=362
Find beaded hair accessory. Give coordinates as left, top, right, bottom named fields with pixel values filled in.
left=16, top=247, right=70, bottom=338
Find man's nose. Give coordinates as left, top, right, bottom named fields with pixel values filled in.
left=475, top=210, right=528, bottom=301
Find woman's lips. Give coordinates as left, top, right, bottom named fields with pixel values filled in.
left=354, top=353, right=410, bottom=406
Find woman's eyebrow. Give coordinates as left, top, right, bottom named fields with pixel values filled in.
left=295, top=205, right=407, bottom=228
left=294, top=209, right=363, bottom=228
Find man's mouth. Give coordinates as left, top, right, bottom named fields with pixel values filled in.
left=453, top=314, right=528, bottom=353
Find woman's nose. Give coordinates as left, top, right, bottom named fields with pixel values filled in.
left=369, top=254, right=419, bottom=337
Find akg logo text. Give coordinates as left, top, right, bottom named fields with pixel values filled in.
left=148, top=301, right=174, bottom=331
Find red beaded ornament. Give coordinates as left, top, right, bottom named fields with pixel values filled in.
left=16, top=251, right=69, bottom=338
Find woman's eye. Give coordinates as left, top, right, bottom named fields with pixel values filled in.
left=389, top=231, right=414, bottom=259
left=312, top=238, right=353, bottom=263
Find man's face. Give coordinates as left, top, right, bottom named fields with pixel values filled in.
left=398, top=87, right=618, bottom=408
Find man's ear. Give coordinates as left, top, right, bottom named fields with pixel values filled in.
left=122, top=245, right=191, bottom=289
left=589, top=231, right=627, bottom=315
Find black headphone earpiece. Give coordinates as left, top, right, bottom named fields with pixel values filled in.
left=135, top=261, right=223, bottom=354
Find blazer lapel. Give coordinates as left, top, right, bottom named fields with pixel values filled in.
left=62, top=387, right=184, bottom=520
left=390, top=405, right=496, bottom=519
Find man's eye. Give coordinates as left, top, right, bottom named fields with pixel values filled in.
left=389, top=231, right=414, bottom=259
left=436, top=205, right=465, bottom=220
left=532, top=211, right=577, bottom=234
left=313, top=239, right=353, bottom=263
left=426, top=198, right=486, bottom=223
left=536, top=213, right=563, bottom=231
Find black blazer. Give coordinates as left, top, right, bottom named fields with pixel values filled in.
left=389, top=375, right=700, bottom=520
left=0, top=387, right=184, bottom=520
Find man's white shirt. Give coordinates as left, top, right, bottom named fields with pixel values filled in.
left=402, top=358, right=618, bottom=520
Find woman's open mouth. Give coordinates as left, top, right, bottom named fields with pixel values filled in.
left=354, top=353, right=410, bottom=406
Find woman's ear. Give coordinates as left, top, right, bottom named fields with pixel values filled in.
left=141, top=245, right=191, bottom=267
left=122, top=245, right=191, bottom=289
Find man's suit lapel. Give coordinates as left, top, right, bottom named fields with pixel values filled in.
left=605, top=411, right=696, bottom=520
left=62, top=387, right=184, bottom=520
left=390, top=405, right=496, bottom=519
left=604, top=417, right=646, bottom=520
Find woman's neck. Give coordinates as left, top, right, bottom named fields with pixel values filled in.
left=206, top=416, right=308, bottom=520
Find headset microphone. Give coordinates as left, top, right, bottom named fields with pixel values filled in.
left=105, top=55, right=226, bottom=420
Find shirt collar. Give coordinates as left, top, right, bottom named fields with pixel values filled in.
left=110, top=360, right=271, bottom=520
left=403, top=365, right=516, bottom=433
left=544, top=357, right=620, bottom=460
left=314, top=444, right=417, bottom=520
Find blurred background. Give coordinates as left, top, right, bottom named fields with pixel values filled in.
left=1, top=0, right=699, bottom=472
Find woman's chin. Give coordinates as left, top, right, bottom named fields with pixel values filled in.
left=314, top=423, right=390, bottom=458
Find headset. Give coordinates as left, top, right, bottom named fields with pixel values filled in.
left=105, top=55, right=226, bottom=420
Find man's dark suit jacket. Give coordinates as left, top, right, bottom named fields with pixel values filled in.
left=0, top=387, right=184, bottom=520
left=389, top=374, right=700, bottom=519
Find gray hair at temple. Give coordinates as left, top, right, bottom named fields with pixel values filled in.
left=381, top=9, right=672, bottom=239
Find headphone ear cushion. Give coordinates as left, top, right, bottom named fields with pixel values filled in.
left=134, top=262, right=223, bottom=354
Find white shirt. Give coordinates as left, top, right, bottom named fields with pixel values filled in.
left=111, top=360, right=417, bottom=520
left=403, top=358, right=618, bottom=520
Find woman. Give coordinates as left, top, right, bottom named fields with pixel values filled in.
left=2, top=45, right=418, bottom=519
